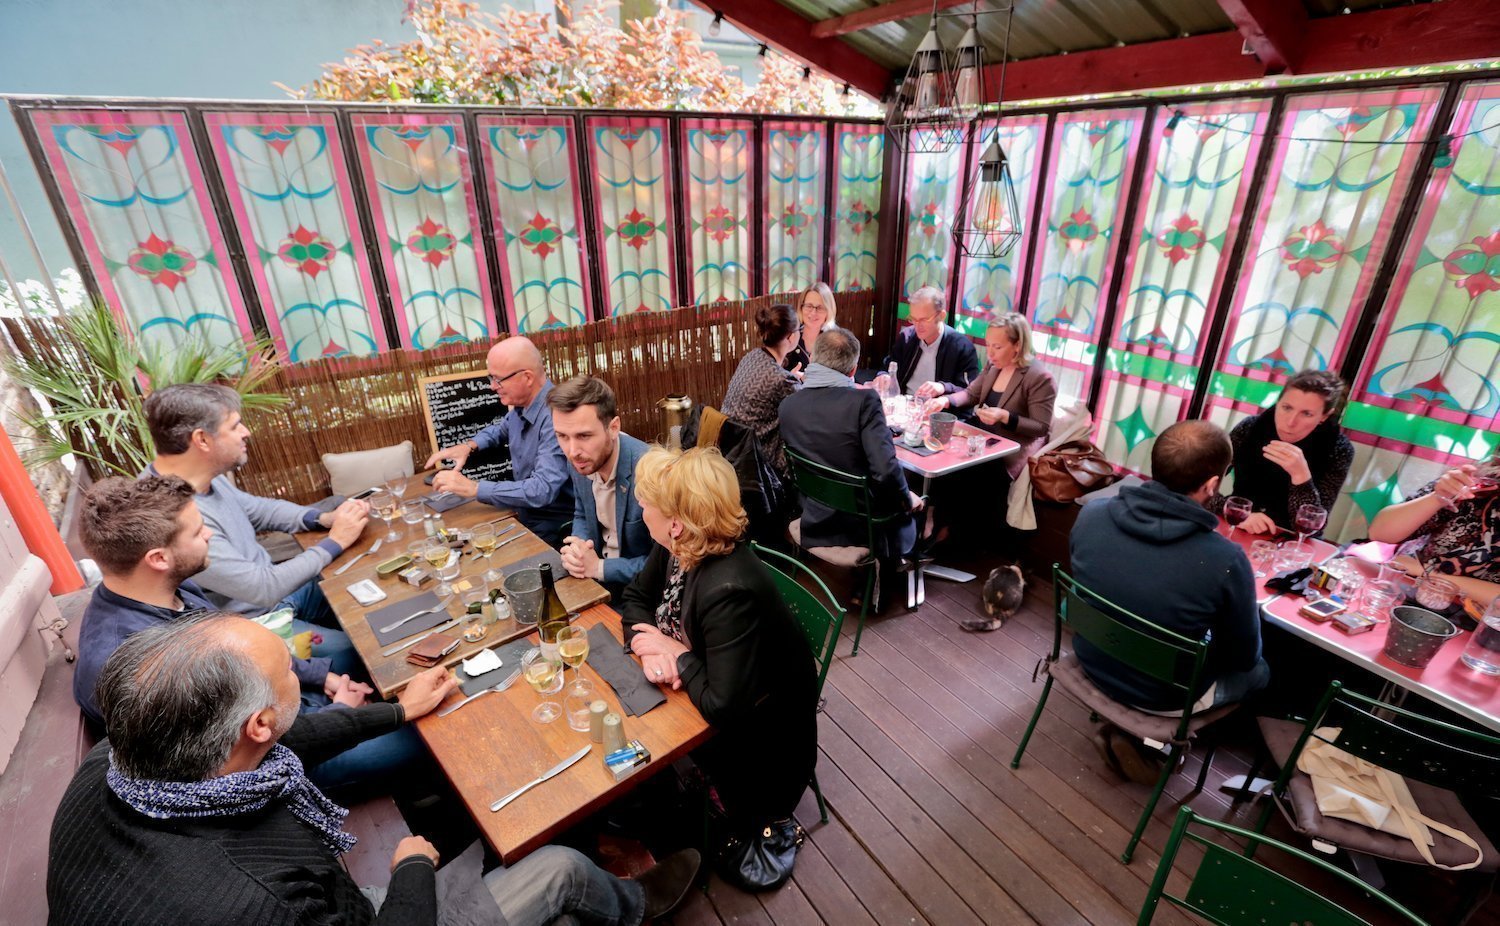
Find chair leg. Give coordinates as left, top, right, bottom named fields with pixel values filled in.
left=809, top=772, right=829, bottom=825
left=1187, top=742, right=1215, bottom=798
left=1123, top=743, right=1182, bottom=864
left=1245, top=785, right=1280, bottom=859
left=1010, top=675, right=1054, bottom=769
left=851, top=565, right=876, bottom=656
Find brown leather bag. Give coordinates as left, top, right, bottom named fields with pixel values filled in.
left=1028, top=440, right=1119, bottom=503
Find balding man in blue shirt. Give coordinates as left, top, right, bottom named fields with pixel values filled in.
left=426, top=336, right=575, bottom=546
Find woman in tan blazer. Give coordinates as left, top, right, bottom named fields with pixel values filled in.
left=928, top=313, right=1057, bottom=481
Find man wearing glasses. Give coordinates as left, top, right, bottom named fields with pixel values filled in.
left=424, top=337, right=575, bottom=546
left=872, top=286, right=979, bottom=400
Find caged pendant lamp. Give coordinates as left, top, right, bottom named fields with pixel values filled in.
left=885, top=1, right=965, bottom=154
left=954, top=3, right=1022, bottom=259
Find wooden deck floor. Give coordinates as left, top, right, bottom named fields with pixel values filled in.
left=668, top=556, right=1499, bottom=926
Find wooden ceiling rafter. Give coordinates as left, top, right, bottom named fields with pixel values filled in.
left=1217, top=0, right=1307, bottom=73
left=810, top=0, right=977, bottom=41
left=690, top=0, right=894, bottom=97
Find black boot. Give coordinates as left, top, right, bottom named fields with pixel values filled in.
left=637, top=848, right=702, bottom=919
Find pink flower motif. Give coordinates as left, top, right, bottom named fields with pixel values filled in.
left=126, top=233, right=197, bottom=291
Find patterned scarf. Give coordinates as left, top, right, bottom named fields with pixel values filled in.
left=107, top=743, right=357, bottom=855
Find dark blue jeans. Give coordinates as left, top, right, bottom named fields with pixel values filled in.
left=278, top=577, right=338, bottom=628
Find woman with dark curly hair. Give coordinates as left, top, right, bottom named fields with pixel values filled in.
left=720, top=302, right=802, bottom=476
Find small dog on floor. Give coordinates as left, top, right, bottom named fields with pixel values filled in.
left=962, top=563, right=1025, bottom=632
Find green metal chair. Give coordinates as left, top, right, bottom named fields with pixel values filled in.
left=783, top=447, right=909, bottom=655
left=1011, top=565, right=1240, bottom=863
left=1139, top=806, right=1428, bottom=925
left=1251, top=680, right=1500, bottom=917
left=753, top=542, right=845, bottom=824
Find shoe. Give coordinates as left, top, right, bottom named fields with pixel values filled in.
left=638, top=848, right=702, bottom=919
left=960, top=617, right=1003, bottom=632
left=1108, top=733, right=1167, bottom=787
left=1095, top=727, right=1126, bottom=779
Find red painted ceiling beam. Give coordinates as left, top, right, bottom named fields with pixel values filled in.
left=704, top=0, right=893, bottom=98
left=811, top=0, right=974, bottom=40
left=984, top=0, right=1500, bottom=102
left=1217, top=0, right=1306, bottom=73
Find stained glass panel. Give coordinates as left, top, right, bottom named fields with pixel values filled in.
left=352, top=113, right=495, bottom=348
left=764, top=121, right=826, bottom=295
left=586, top=116, right=677, bottom=316
left=204, top=111, right=386, bottom=360
left=681, top=118, right=753, bottom=305
left=478, top=115, right=591, bottom=331
left=899, top=126, right=965, bottom=312
left=830, top=124, right=882, bottom=292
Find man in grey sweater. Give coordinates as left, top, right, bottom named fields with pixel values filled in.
left=145, top=383, right=369, bottom=625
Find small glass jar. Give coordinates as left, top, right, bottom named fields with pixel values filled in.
left=1415, top=573, right=1457, bottom=611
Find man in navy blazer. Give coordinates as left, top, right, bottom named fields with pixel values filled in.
left=549, top=375, right=654, bottom=599
left=876, top=285, right=979, bottom=400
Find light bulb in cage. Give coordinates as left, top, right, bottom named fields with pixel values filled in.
left=951, top=22, right=984, bottom=116
left=956, top=138, right=1022, bottom=259
left=907, top=28, right=946, bottom=119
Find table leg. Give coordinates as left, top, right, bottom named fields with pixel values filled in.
left=916, top=473, right=976, bottom=586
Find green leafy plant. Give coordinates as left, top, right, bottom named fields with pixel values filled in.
left=1, top=298, right=286, bottom=479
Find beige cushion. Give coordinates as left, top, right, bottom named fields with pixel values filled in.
left=789, top=518, right=872, bottom=568
left=1049, top=653, right=1236, bottom=744
left=321, top=441, right=414, bottom=496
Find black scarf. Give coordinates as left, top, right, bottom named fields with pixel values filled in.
left=1231, top=406, right=1341, bottom=526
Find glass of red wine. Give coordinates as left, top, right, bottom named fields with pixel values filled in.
left=1224, top=496, right=1253, bottom=542
left=1294, top=503, right=1327, bottom=551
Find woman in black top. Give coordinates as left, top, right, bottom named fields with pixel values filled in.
left=622, top=447, right=818, bottom=844
left=783, top=282, right=837, bottom=374
left=1210, top=369, right=1354, bottom=535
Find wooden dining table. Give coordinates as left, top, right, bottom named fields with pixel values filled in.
left=415, top=605, right=713, bottom=863
left=302, top=472, right=609, bottom=697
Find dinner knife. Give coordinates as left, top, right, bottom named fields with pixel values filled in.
left=490, top=745, right=592, bottom=812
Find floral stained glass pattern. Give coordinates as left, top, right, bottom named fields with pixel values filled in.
left=204, top=112, right=386, bottom=360
left=28, top=109, right=251, bottom=354
left=681, top=119, right=752, bottom=305
left=953, top=114, right=1046, bottom=338
left=764, top=121, right=826, bottom=296
left=1093, top=100, right=1271, bottom=472
left=479, top=116, right=592, bottom=331
left=898, top=127, right=965, bottom=312
left=830, top=125, right=882, bottom=292
left=587, top=116, right=677, bottom=316
left=352, top=113, right=496, bottom=348
left=1026, top=109, right=1146, bottom=400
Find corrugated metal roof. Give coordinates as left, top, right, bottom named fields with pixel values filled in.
left=780, top=0, right=1442, bottom=73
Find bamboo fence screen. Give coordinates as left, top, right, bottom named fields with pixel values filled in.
left=8, top=291, right=875, bottom=504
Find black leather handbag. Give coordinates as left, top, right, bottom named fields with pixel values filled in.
left=717, top=818, right=805, bottom=892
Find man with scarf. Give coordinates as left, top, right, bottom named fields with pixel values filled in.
left=47, top=614, right=701, bottom=925
left=779, top=327, right=924, bottom=611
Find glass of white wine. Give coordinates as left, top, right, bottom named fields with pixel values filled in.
left=471, top=523, right=499, bottom=582
left=556, top=626, right=590, bottom=682
left=423, top=539, right=454, bottom=597
left=369, top=490, right=401, bottom=542
left=521, top=647, right=563, bottom=723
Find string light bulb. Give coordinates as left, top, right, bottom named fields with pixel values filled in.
left=708, top=10, right=722, bottom=37
left=1433, top=135, right=1455, bottom=169
left=758, top=43, right=768, bottom=57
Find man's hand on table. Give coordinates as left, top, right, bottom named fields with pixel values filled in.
left=432, top=469, right=480, bottom=499
left=423, top=442, right=473, bottom=471
left=325, top=673, right=373, bottom=708
left=398, top=666, right=461, bottom=720
left=561, top=536, right=603, bottom=581
left=320, top=498, right=370, bottom=547
left=392, top=835, right=439, bottom=871
left=914, top=380, right=946, bottom=400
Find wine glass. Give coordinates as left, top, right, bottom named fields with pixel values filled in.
left=521, top=647, right=563, bottom=724
left=423, top=539, right=453, bottom=597
left=369, top=490, right=401, bottom=543
left=385, top=474, right=408, bottom=504
left=472, top=523, right=500, bottom=582
left=1248, top=540, right=1276, bottom=579
left=1224, top=496, right=1252, bottom=542
left=556, top=626, right=590, bottom=682
left=1294, top=503, right=1327, bottom=552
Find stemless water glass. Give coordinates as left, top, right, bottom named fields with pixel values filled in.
left=1361, top=580, right=1402, bottom=624
left=521, top=647, right=564, bottom=724
left=1224, top=496, right=1253, bottom=541
left=563, top=678, right=596, bottom=732
left=1294, top=503, right=1327, bottom=551
left=1249, top=540, right=1277, bottom=579
left=402, top=500, right=427, bottom=537
left=1460, top=598, right=1500, bottom=675
left=1334, top=572, right=1364, bottom=614
left=370, top=490, right=401, bottom=543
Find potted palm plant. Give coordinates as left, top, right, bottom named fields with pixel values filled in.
left=1, top=298, right=286, bottom=479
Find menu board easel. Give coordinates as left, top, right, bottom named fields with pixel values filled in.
left=416, top=371, right=513, bottom=484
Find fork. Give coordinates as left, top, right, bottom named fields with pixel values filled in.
left=437, top=668, right=522, bottom=717
left=334, top=537, right=383, bottom=576
left=379, top=601, right=448, bottom=634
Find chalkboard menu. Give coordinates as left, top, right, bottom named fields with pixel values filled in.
left=416, top=371, right=514, bottom=484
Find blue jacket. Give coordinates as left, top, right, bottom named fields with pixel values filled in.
left=1069, top=479, right=1261, bottom=711
left=881, top=324, right=980, bottom=396
left=569, top=432, right=653, bottom=587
